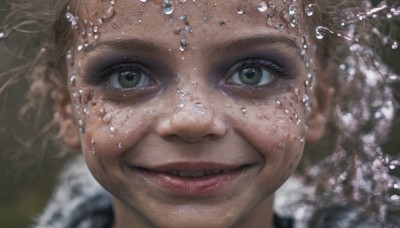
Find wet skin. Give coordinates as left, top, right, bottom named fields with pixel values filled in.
left=67, top=0, right=318, bottom=227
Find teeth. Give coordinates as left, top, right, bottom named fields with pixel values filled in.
left=191, top=170, right=205, bottom=177
left=167, top=169, right=224, bottom=177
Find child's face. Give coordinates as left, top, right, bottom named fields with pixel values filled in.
left=66, top=0, right=324, bottom=226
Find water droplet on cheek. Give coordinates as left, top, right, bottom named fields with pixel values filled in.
left=103, top=114, right=112, bottom=123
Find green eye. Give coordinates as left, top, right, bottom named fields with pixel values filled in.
left=230, top=66, right=274, bottom=86
left=109, top=69, right=151, bottom=89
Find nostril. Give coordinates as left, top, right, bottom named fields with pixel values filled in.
left=155, top=110, right=227, bottom=143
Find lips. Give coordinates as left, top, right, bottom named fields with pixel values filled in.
left=133, top=162, right=250, bottom=196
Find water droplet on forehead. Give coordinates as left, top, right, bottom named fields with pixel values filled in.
left=162, top=0, right=174, bottom=15
left=257, top=1, right=268, bottom=12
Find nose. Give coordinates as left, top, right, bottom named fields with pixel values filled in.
left=156, top=102, right=227, bottom=143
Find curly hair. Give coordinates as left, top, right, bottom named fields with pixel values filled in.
left=1, top=0, right=399, bottom=225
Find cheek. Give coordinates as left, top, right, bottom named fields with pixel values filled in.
left=235, top=93, right=306, bottom=169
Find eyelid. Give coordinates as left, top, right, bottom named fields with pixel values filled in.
left=226, top=59, right=290, bottom=84
left=88, top=62, right=153, bottom=85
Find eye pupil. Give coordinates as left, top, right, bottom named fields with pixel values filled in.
left=239, top=67, right=262, bottom=85
left=118, top=71, right=141, bottom=88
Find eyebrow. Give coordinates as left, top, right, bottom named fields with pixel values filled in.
left=85, top=38, right=172, bottom=56
left=85, top=33, right=300, bottom=57
left=204, top=34, right=301, bottom=58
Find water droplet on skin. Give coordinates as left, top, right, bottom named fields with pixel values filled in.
left=274, top=24, right=283, bottom=30
left=162, top=0, right=174, bottom=15
left=109, top=126, right=116, bottom=136
left=288, top=5, right=295, bottom=16
left=241, top=107, right=247, bottom=114
left=91, top=140, right=96, bottom=155
left=305, top=4, right=314, bottom=16
left=103, top=114, right=112, bottom=123
left=102, top=6, right=115, bottom=20
left=140, top=0, right=147, bottom=2
left=118, top=143, right=124, bottom=148
left=290, top=18, right=297, bottom=28
left=257, top=2, right=268, bottom=12
left=294, top=88, right=299, bottom=96
left=284, top=109, right=289, bottom=114
left=83, top=107, right=89, bottom=115
left=77, top=44, right=83, bottom=51
left=69, top=75, right=76, bottom=86
left=78, top=119, right=85, bottom=133
left=276, top=99, right=281, bottom=106
left=0, top=32, right=5, bottom=41
left=110, top=0, right=115, bottom=4
left=237, top=7, right=244, bottom=15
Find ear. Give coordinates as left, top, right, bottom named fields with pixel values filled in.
left=306, top=67, right=334, bottom=143
left=51, top=74, right=81, bottom=150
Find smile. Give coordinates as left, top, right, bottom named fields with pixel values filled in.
left=133, top=163, right=251, bottom=197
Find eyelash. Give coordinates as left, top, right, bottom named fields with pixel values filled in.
left=233, top=59, right=289, bottom=78
left=92, top=62, right=150, bottom=85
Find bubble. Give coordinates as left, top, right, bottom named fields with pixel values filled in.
left=257, top=1, right=268, bottom=12
left=162, top=0, right=174, bottom=15
left=305, top=4, right=314, bottom=16
left=392, top=41, right=398, bottom=50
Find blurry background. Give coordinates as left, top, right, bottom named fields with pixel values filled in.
left=0, top=1, right=399, bottom=228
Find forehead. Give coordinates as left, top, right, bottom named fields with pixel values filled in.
left=77, top=0, right=307, bottom=44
